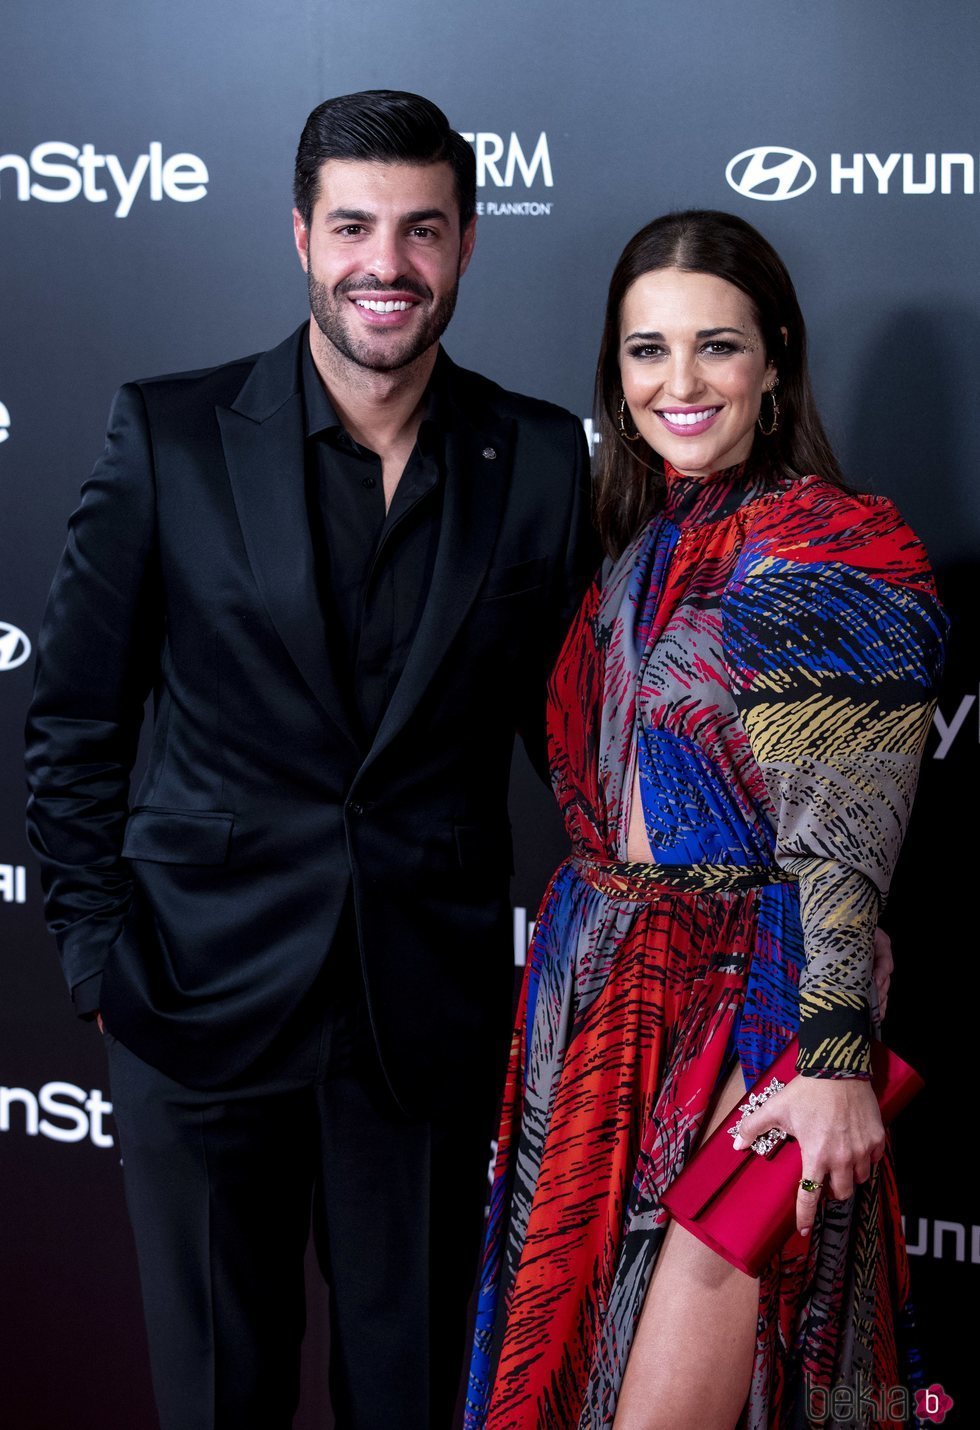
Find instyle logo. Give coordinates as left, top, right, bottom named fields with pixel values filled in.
left=0, top=142, right=209, bottom=217
left=0, top=1081, right=114, bottom=1147
left=513, top=905, right=536, bottom=966
left=0, top=866, right=27, bottom=904
left=932, top=689, right=977, bottom=759
left=583, top=417, right=601, bottom=457
left=0, top=399, right=9, bottom=443
left=463, top=132, right=554, bottom=218
left=726, top=147, right=817, bottom=201
left=0, top=622, right=31, bottom=671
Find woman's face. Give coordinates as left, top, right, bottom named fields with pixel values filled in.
left=618, top=267, right=777, bottom=478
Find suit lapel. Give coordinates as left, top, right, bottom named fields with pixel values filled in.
left=362, top=369, right=515, bottom=771
left=218, top=327, right=360, bottom=754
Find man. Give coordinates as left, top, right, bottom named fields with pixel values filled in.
left=25, top=92, right=595, bottom=1430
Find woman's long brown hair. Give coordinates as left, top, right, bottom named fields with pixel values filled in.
left=594, top=210, right=848, bottom=559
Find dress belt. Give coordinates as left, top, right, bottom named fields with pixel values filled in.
left=571, top=856, right=794, bottom=899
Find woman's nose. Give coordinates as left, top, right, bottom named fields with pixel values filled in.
left=663, top=352, right=704, bottom=403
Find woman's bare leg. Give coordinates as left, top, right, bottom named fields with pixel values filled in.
left=613, top=1061, right=760, bottom=1430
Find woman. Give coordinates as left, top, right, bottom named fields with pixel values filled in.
left=465, top=211, right=947, bottom=1429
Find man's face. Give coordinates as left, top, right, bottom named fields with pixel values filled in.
left=293, top=158, right=476, bottom=374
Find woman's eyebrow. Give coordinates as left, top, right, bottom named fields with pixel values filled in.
left=622, top=326, right=747, bottom=343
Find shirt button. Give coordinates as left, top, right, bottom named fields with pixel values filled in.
left=362, top=476, right=377, bottom=490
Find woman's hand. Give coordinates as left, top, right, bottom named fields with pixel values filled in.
left=732, top=1075, right=886, bottom=1236
left=873, top=926, right=894, bottom=1022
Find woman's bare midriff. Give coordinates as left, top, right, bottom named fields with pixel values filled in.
left=626, top=760, right=657, bottom=863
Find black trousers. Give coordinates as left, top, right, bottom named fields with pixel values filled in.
left=104, top=960, right=495, bottom=1430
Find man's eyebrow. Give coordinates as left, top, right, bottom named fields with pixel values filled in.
left=403, top=208, right=451, bottom=225
left=323, top=208, right=451, bottom=225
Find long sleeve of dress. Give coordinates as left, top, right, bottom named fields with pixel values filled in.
left=721, top=478, right=947, bottom=1077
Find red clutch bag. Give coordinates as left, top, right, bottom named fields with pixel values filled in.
left=660, top=1038, right=923, bottom=1276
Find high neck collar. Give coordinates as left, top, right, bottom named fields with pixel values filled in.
left=661, top=458, right=781, bottom=527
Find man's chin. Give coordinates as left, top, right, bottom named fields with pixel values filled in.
left=351, top=344, right=425, bottom=373
left=325, top=329, right=436, bottom=375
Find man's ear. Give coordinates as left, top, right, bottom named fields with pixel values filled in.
left=292, top=207, right=310, bottom=273
left=458, top=215, right=477, bottom=278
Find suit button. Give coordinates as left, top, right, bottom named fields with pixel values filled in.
left=349, top=801, right=365, bottom=816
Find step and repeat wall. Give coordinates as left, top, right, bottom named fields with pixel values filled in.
left=2, top=3, right=976, bottom=1426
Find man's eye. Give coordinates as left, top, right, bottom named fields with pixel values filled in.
left=410, top=226, right=435, bottom=238
left=338, top=225, right=365, bottom=236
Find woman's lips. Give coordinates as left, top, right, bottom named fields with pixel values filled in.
left=655, top=406, right=722, bottom=436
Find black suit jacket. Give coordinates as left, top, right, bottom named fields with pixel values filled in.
left=25, top=325, right=596, bottom=1112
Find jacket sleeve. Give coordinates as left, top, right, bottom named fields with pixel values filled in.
left=519, top=413, right=599, bottom=785
left=721, top=479, right=947, bottom=1078
left=25, top=383, right=163, bottom=1010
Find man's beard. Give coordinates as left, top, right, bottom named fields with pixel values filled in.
left=308, top=272, right=459, bottom=373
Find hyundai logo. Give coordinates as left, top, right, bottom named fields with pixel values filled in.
left=726, top=147, right=817, bottom=201
left=0, top=621, right=31, bottom=671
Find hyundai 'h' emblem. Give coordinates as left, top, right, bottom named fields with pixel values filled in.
left=726, top=147, right=817, bottom=201
left=0, top=622, right=32, bottom=671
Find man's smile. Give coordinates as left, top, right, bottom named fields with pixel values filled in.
left=354, top=299, right=413, bottom=312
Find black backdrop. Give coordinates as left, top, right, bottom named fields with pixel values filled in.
left=2, top=3, right=976, bottom=1426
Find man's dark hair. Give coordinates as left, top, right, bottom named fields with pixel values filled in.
left=294, top=90, right=477, bottom=231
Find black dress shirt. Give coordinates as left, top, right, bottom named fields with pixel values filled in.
left=301, top=341, right=445, bottom=745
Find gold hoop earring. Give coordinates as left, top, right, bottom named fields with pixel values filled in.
left=758, top=379, right=780, bottom=437
left=618, top=395, right=640, bottom=442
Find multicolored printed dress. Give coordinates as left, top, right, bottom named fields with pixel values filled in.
left=466, top=460, right=947, bottom=1429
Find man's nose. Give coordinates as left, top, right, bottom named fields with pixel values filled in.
left=364, top=230, right=406, bottom=286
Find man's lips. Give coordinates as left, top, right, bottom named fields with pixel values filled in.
left=655, top=406, right=722, bottom=436
left=347, top=292, right=422, bottom=327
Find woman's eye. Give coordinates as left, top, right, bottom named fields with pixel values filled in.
left=624, top=340, right=746, bottom=360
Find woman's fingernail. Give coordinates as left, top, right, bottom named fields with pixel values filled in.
left=801, top=1227, right=811, bottom=1237
left=732, top=1135, right=746, bottom=1151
